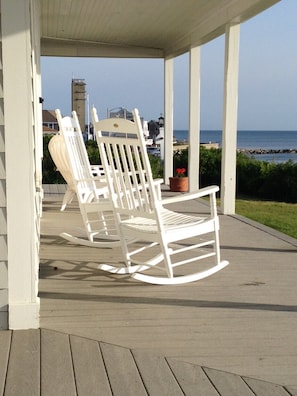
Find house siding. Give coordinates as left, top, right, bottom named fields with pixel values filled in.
left=0, top=6, right=8, bottom=329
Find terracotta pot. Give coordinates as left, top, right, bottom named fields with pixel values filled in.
left=169, top=177, right=189, bottom=192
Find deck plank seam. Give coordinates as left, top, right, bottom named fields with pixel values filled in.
left=98, top=341, right=118, bottom=395
left=240, top=377, right=258, bottom=396
left=97, top=340, right=114, bottom=395
left=2, top=331, right=12, bottom=396
left=37, top=329, right=41, bottom=396
left=164, top=356, right=188, bottom=395
left=130, top=349, right=151, bottom=395
left=201, top=366, right=227, bottom=396
left=68, top=333, right=79, bottom=395
left=285, top=387, right=297, bottom=396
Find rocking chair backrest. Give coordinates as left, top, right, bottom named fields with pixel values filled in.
left=94, top=108, right=159, bottom=219
left=55, top=109, right=103, bottom=203
left=48, top=133, right=74, bottom=188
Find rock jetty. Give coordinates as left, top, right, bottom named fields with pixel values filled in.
left=237, top=148, right=297, bottom=155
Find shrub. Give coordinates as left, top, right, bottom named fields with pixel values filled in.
left=199, top=147, right=221, bottom=186
left=236, top=153, right=267, bottom=195
left=236, top=154, right=297, bottom=203
left=85, top=140, right=101, bottom=165
left=259, top=160, right=297, bottom=203
left=42, top=135, right=65, bottom=184
left=149, top=155, right=164, bottom=179
left=42, top=136, right=297, bottom=202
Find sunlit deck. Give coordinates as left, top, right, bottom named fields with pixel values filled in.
left=3, top=184, right=296, bottom=395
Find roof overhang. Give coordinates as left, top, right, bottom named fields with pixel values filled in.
left=41, top=0, right=280, bottom=59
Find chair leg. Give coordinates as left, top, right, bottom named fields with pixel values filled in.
left=61, top=188, right=75, bottom=211
left=161, top=244, right=174, bottom=278
left=213, top=222, right=221, bottom=265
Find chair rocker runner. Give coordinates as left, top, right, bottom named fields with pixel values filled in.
left=92, top=107, right=229, bottom=285
left=53, top=109, right=120, bottom=248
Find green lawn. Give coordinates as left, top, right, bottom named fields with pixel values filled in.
left=235, top=199, right=297, bottom=239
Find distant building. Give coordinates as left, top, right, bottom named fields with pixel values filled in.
left=43, top=125, right=59, bottom=135
left=42, top=110, right=59, bottom=132
left=108, top=107, right=133, bottom=121
left=72, top=79, right=86, bottom=131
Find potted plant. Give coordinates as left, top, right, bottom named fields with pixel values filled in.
left=169, top=167, right=189, bottom=192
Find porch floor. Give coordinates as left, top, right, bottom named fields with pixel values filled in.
left=3, top=184, right=297, bottom=395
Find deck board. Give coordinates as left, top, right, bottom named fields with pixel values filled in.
left=100, top=342, right=148, bottom=395
left=70, top=334, right=112, bottom=396
left=41, top=329, right=76, bottom=396
left=203, top=367, right=256, bottom=396
left=40, top=191, right=297, bottom=387
left=166, top=358, right=220, bottom=396
left=0, top=330, right=11, bottom=395
left=243, top=376, right=292, bottom=396
left=132, top=350, right=184, bottom=395
left=5, top=330, right=40, bottom=396
left=0, top=328, right=295, bottom=395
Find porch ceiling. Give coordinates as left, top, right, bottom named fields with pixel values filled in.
left=40, top=0, right=279, bottom=59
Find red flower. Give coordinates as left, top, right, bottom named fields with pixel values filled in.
left=175, top=168, right=186, bottom=177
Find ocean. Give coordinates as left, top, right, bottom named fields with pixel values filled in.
left=174, top=130, right=297, bottom=163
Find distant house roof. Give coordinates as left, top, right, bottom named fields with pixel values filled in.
left=42, top=110, right=58, bottom=123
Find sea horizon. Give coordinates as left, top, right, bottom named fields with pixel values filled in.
left=173, top=129, right=297, bottom=163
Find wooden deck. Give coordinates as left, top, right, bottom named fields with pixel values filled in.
left=3, top=184, right=297, bottom=395
left=1, top=329, right=296, bottom=396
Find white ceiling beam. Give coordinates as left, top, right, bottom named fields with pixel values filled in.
left=41, top=38, right=164, bottom=58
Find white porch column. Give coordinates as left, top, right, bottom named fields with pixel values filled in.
left=221, top=23, right=240, bottom=214
left=2, top=0, right=41, bottom=329
left=164, top=57, right=174, bottom=184
left=188, top=46, right=201, bottom=191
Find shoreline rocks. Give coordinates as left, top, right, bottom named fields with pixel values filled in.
left=237, top=148, right=297, bottom=155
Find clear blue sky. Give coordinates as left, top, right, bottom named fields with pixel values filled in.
left=41, top=0, right=297, bottom=131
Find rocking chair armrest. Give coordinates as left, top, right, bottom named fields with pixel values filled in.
left=76, top=177, right=99, bottom=184
left=153, top=178, right=164, bottom=185
left=161, top=185, right=219, bottom=205
left=153, top=178, right=163, bottom=199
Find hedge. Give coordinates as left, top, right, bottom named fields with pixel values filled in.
left=42, top=136, right=297, bottom=203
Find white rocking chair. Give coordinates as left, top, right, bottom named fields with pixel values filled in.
left=48, top=134, right=76, bottom=211
left=53, top=109, right=120, bottom=248
left=92, top=107, right=229, bottom=285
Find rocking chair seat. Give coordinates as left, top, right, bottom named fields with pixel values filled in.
left=121, top=209, right=208, bottom=234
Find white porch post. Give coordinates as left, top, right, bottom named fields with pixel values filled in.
left=2, top=0, right=41, bottom=329
left=188, top=46, right=201, bottom=191
left=221, top=23, right=240, bottom=214
left=164, top=57, right=174, bottom=184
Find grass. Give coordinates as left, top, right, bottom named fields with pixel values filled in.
left=235, top=199, right=297, bottom=239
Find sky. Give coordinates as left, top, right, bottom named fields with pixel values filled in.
left=41, top=0, right=297, bottom=131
